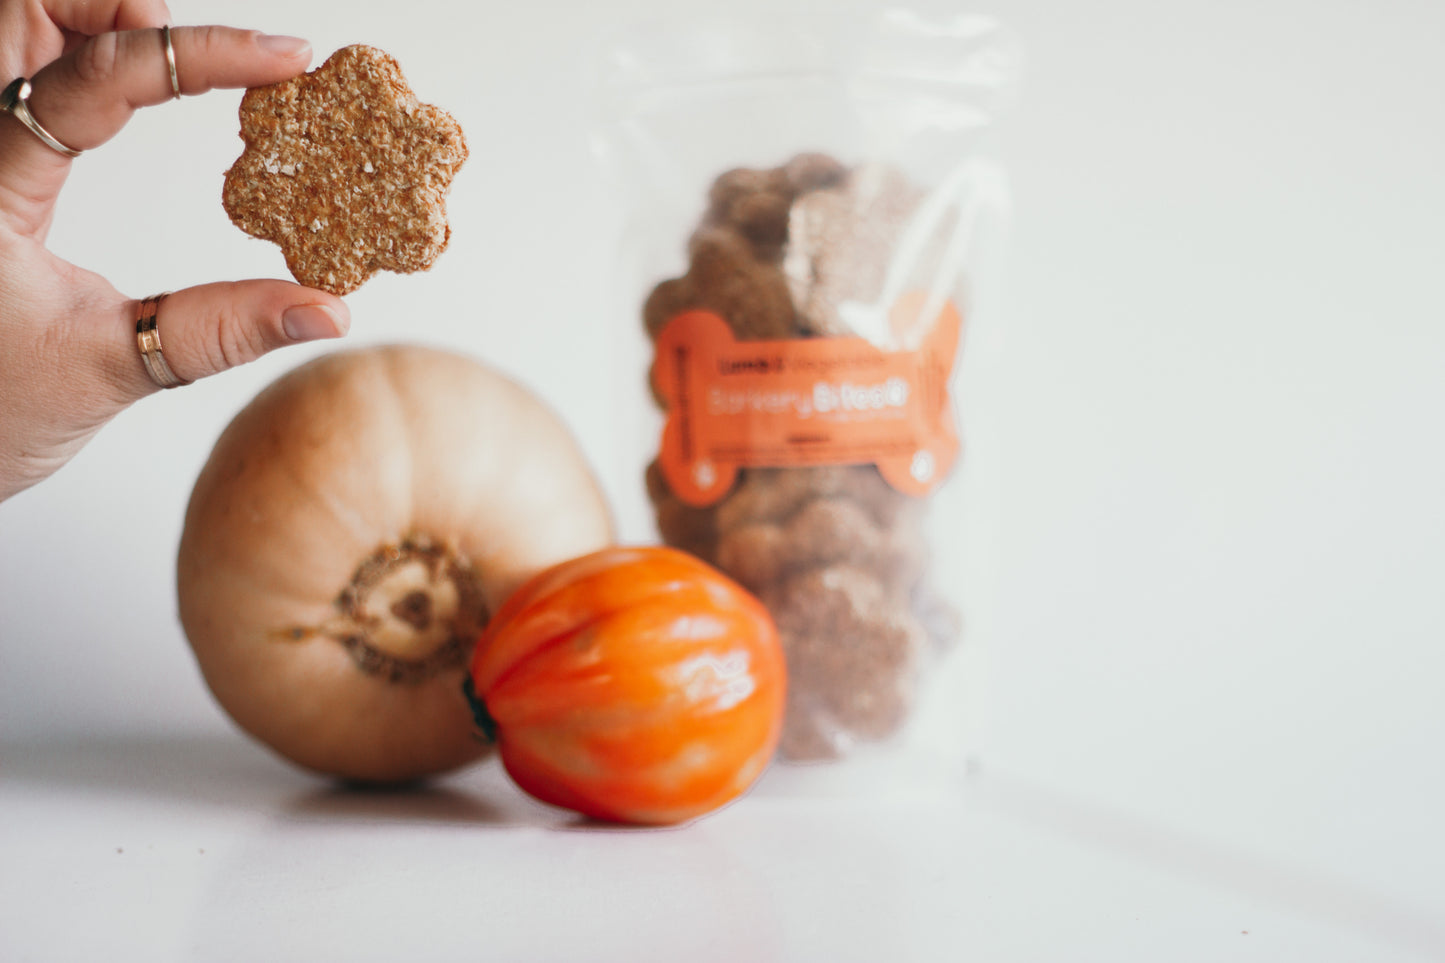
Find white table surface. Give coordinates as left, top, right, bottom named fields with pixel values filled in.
left=4, top=735, right=1442, bottom=963
left=4, top=0, right=1444, bottom=959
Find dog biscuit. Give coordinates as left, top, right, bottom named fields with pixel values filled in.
left=222, top=45, right=468, bottom=295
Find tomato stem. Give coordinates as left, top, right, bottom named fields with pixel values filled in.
left=461, top=675, right=498, bottom=743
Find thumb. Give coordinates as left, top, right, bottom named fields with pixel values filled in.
left=121, top=280, right=349, bottom=397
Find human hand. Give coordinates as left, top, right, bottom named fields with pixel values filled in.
left=0, top=2, right=351, bottom=502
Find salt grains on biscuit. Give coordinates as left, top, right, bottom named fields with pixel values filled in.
left=222, top=45, right=468, bottom=295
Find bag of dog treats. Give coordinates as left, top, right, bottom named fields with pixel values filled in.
left=593, top=5, right=1020, bottom=768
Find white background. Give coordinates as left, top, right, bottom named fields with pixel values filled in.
left=3, top=0, right=1444, bottom=960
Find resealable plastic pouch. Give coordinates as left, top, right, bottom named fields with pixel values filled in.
left=593, top=5, right=1020, bottom=771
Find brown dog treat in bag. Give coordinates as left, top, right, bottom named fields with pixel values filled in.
left=784, top=164, right=930, bottom=338
left=644, top=459, right=718, bottom=562
left=763, top=564, right=927, bottom=759
left=714, top=476, right=928, bottom=597
left=642, top=228, right=797, bottom=342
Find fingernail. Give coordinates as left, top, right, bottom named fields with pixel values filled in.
left=283, top=304, right=347, bottom=342
left=258, top=34, right=311, bottom=57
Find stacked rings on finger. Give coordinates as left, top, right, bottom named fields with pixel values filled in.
left=0, top=76, right=82, bottom=158
left=162, top=25, right=181, bottom=100
left=136, top=294, right=190, bottom=389
left=3, top=25, right=179, bottom=158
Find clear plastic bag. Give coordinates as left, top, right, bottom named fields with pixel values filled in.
left=593, top=5, right=1020, bottom=766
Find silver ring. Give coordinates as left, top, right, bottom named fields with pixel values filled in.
left=135, top=293, right=190, bottom=389
left=0, top=76, right=82, bottom=158
left=162, top=26, right=180, bottom=100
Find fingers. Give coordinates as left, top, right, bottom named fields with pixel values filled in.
left=43, top=0, right=171, bottom=36
left=118, top=281, right=350, bottom=400
left=0, top=258, right=348, bottom=499
left=40, top=26, right=312, bottom=149
left=0, top=26, right=312, bottom=190
left=0, top=0, right=169, bottom=79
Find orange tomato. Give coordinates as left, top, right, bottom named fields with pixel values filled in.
left=465, top=546, right=786, bottom=824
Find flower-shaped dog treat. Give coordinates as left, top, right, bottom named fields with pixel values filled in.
left=222, top=45, right=468, bottom=295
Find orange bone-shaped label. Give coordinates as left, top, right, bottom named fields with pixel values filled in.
left=653, top=293, right=963, bottom=506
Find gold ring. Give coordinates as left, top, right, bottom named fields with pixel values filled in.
left=135, top=294, right=190, bottom=389
left=0, top=76, right=82, bottom=158
left=161, top=26, right=180, bottom=100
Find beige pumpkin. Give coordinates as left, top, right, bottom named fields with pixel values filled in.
left=177, top=344, right=614, bottom=783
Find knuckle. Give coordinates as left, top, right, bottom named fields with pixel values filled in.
left=209, top=302, right=282, bottom=372
left=213, top=320, right=260, bottom=371
left=70, top=33, right=124, bottom=86
left=191, top=25, right=232, bottom=66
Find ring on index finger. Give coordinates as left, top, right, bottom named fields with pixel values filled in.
left=162, top=26, right=180, bottom=100
left=0, top=77, right=82, bottom=158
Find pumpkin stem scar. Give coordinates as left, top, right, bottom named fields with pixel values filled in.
left=391, top=590, right=433, bottom=630
left=462, top=674, right=499, bottom=743
left=278, top=535, right=489, bottom=685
